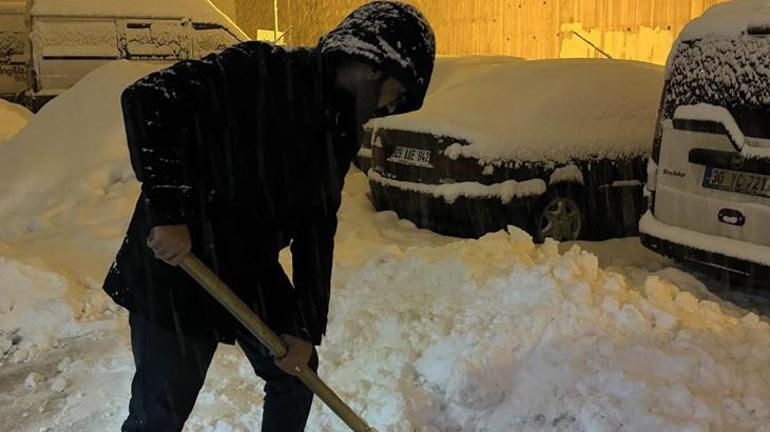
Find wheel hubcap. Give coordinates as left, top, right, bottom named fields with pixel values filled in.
left=538, top=197, right=582, bottom=241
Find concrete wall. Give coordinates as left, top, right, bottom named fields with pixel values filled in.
left=229, top=0, right=732, bottom=64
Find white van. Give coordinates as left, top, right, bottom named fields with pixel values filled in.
left=0, top=1, right=29, bottom=99
left=0, top=0, right=248, bottom=109
left=640, top=1, right=770, bottom=285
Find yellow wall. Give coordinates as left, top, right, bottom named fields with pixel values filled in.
left=232, top=0, right=733, bottom=64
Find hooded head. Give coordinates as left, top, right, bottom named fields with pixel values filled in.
left=319, top=1, right=436, bottom=118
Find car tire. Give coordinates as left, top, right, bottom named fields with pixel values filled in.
left=533, top=183, right=586, bottom=242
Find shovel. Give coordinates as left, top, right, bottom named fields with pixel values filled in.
left=180, top=254, right=376, bottom=432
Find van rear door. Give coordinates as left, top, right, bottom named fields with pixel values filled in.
left=655, top=105, right=770, bottom=248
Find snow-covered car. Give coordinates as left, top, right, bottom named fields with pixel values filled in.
left=640, top=1, right=770, bottom=285
left=0, top=0, right=248, bottom=110
left=360, top=56, right=663, bottom=240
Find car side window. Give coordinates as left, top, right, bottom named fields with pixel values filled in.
left=118, top=19, right=191, bottom=60
left=192, top=23, right=241, bottom=58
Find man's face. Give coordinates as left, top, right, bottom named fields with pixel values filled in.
left=339, top=62, right=406, bottom=127
left=377, top=78, right=407, bottom=115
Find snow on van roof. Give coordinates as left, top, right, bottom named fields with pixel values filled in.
left=369, top=57, right=663, bottom=163
left=679, top=0, right=770, bottom=42
left=29, top=0, right=243, bottom=31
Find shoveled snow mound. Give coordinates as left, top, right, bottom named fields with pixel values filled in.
left=308, top=227, right=770, bottom=431
left=369, top=58, right=663, bottom=163
left=0, top=99, right=32, bottom=145
left=1, top=166, right=769, bottom=431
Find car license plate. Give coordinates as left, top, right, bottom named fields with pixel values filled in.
left=703, top=166, right=770, bottom=198
left=388, top=146, right=432, bottom=167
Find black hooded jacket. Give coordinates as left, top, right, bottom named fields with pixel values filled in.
left=101, top=1, right=435, bottom=345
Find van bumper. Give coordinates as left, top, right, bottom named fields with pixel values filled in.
left=640, top=211, right=770, bottom=280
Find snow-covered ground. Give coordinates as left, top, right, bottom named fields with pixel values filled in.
left=2, top=61, right=770, bottom=432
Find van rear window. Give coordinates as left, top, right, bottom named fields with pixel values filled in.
left=664, top=36, right=770, bottom=139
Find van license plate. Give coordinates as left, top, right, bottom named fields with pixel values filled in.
left=703, top=167, right=770, bottom=198
left=388, top=146, right=432, bottom=167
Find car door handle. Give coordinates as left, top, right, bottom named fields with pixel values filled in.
left=718, top=208, right=745, bottom=226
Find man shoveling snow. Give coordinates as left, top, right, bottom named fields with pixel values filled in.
left=101, top=2, right=435, bottom=430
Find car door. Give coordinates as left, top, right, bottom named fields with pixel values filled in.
left=191, top=22, right=242, bottom=58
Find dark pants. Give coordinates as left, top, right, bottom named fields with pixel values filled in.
left=122, top=312, right=318, bottom=432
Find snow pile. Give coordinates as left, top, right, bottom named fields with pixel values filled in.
left=0, top=255, right=77, bottom=364
left=0, top=60, right=165, bottom=314
left=0, top=98, right=31, bottom=145
left=370, top=58, right=663, bottom=163
left=311, top=227, right=770, bottom=431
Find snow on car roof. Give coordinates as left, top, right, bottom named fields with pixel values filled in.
left=29, top=0, right=244, bottom=32
left=678, top=0, right=770, bottom=42
left=369, top=57, right=663, bottom=164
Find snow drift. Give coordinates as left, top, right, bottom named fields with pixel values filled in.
left=0, top=60, right=165, bottom=315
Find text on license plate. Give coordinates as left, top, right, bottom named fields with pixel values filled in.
left=388, top=146, right=432, bottom=167
left=703, top=166, right=770, bottom=198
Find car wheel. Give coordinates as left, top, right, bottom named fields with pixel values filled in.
left=535, top=186, right=585, bottom=242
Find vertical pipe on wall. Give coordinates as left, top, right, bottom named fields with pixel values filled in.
left=273, top=0, right=279, bottom=41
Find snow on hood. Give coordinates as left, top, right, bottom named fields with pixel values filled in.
left=678, top=0, right=770, bottom=42
left=319, top=1, right=436, bottom=116
left=369, top=58, right=664, bottom=163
